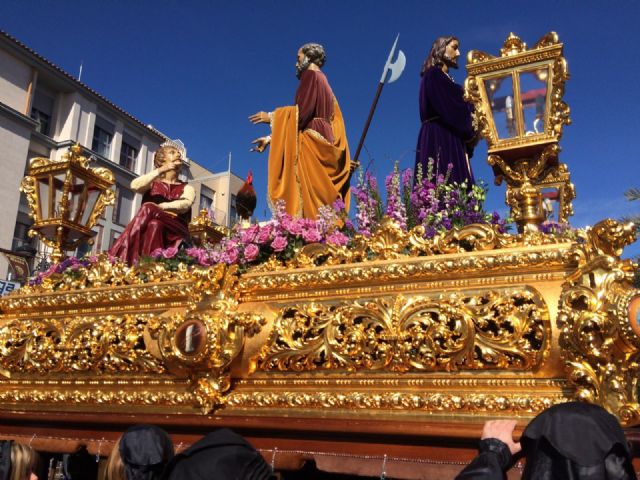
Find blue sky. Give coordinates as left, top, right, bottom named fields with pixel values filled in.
left=3, top=0, right=639, bottom=256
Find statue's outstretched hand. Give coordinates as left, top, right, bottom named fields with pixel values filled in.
left=249, top=111, right=270, bottom=124
left=250, top=136, right=271, bottom=153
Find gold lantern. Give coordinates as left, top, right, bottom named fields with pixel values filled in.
left=465, top=32, right=575, bottom=231
left=20, top=144, right=115, bottom=262
left=188, top=209, right=227, bottom=247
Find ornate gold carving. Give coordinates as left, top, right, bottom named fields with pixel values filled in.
left=500, top=32, right=527, bottom=56
left=0, top=313, right=165, bottom=375
left=558, top=219, right=640, bottom=425
left=533, top=32, right=560, bottom=49
left=465, top=32, right=573, bottom=232
left=466, top=50, right=496, bottom=65
left=20, top=144, right=115, bottom=261
left=0, top=262, right=265, bottom=413
left=257, top=289, right=549, bottom=373
left=227, top=391, right=566, bottom=415
left=189, top=209, right=227, bottom=246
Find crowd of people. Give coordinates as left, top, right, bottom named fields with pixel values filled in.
left=1, top=402, right=636, bottom=479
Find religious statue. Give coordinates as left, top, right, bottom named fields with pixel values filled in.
left=109, top=141, right=195, bottom=265
left=415, top=36, right=477, bottom=185
left=249, top=43, right=351, bottom=219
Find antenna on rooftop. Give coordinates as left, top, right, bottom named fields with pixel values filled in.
left=228, top=152, right=232, bottom=172
left=78, top=61, right=83, bottom=82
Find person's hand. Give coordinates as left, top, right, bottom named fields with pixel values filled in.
left=250, top=136, right=270, bottom=153
left=158, top=158, right=182, bottom=173
left=481, top=420, right=521, bottom=455
left=249, top=111, right=270, bottom=124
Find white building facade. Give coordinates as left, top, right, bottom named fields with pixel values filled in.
left=0, top=31, right=242, bottom=283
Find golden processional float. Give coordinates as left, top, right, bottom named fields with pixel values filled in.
left=0, top=33, right=638, bottom=479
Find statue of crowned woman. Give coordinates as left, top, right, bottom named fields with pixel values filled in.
left=109, top=141, right=195, bottom=265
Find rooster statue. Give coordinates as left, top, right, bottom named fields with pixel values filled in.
left=235, top=170, right=257, bottom=224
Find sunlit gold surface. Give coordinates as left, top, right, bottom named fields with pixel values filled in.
left=465, top=32, right=574, bottom=232
left=1, top=218, right=637, bottom=424
left=558, top=220, right=640, bottom=425
left=19, top=144, right=115, bottom=261
left=188, top=208, right=227, bottom=246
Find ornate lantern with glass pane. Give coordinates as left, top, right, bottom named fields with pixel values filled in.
left=465, top=32, right=575, bottom=231
left=20, top=144, right=115, bottom=262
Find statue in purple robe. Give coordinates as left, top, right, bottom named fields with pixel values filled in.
left=415, top=36, right=477, bottom=185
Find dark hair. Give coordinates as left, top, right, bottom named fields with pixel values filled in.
left=300, top=43, right=326, bottom=68
left=421, top=36, right=457, bottom=76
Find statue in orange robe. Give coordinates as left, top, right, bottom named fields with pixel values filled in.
left=250, top=43, right=351, bottom=219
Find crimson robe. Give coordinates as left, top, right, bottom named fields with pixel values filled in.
left=109, top=181, right=190, bottom=265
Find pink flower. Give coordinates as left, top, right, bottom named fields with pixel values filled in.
left=326, top=231, right=349, bottom=246
left=302, top=228, right=322, bottom=243
left=256, top=224, right=273, bottom=244
left=240, top=225, right=259, bottom=243
left=162, top=247, right=178, bottom=259
left=224, top=246, right=239, bottom=264
left=209, top=250, right=221, bottom=264
left=244, top=243, right=260, bottom=262
left=283, top=218, right=303, bottom=236
left=271, top=235, right=288, bottom=252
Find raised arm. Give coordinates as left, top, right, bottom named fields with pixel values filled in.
left=157, top=184, right=196, bottom=214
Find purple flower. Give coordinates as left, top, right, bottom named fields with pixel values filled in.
left=271, top=235, right=288, bottom=252
left=244, top=243, right=260, bottom=262
left=150, top=248, right=163, bottom=258
left=332, top=198, right=346, bottom=213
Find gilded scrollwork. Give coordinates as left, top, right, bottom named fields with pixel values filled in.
left=226, top=391, right=565, bottom=415
left=558, top=219, right=640, bottom=425
left=257, top=289, right=549, bottom=373
left=500, top=32, right=527, bottom=56
left=465, top=32, right=573, bottom=231
left=0, top=314, right=165, bottom=375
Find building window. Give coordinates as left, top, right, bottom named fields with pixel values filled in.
left=119, top=142, right=138, bottom=171
left=92, top=126, right=112, bottom=158
left=30, top=89, right=54, bottom=136
left=229, top=194, right=237, bottom=226
left=11, top=219, right=32, bottom=252
left=30, top=109, right=51, bottom=135
left=112, top=186, right=134, bottom=226
left=199, top=186, right=214, bottom=212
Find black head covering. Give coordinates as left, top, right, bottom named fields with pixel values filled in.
left=119, top=425, right=174, bottom=480
left=0, top=441, right=10, bottom=480
left=162, top=429, right=274, bottom=480
left=521, top=402, right=636, bottom=480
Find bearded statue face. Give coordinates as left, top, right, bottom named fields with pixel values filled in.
left=295, top=49, right=311, bottom=79
left=443, top=38, right=461, bottom=69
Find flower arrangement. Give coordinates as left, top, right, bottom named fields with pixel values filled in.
left=29, top=255, right=102, bottom=286
left=28, top=161, right=514, bottom=287
left=355, top=159, right=508, bottom=238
